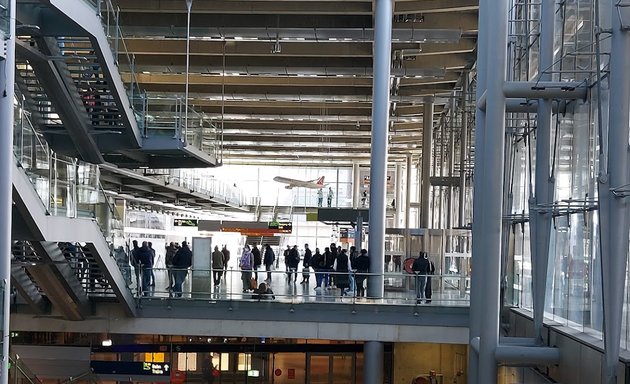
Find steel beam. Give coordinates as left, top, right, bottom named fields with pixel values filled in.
left=405, top=154, right=413, bottom=256
left=420, top=101, right=434, bottom=228
left=366, top=0, right=392, bottom=298
left=494, top=346, right=560, bottom=365
left=459, top=75, right=468, bottom=227
left=598, top=2, right=630, bottom=383
left=474, top=0, right=507, bottom=380
left=0, top=2, right=15, bottom=380
left=529, top=0, right=556, bottom=345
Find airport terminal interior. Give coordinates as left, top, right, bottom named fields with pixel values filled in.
left=1, top=0, right=630, bottom=383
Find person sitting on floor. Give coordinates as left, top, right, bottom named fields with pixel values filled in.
left=254, top=282, right=275, bottom=300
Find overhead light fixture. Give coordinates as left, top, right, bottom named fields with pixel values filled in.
left=102, top=338, right=113, bottom=347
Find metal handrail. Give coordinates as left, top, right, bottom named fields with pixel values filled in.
left=9, top=355, right=42, bottom=384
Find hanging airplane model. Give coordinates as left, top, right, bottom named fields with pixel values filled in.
left=273, top=176, right=327, bottom=189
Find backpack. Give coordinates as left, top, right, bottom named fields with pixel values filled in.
left=240, top=252, right=252, bottom=270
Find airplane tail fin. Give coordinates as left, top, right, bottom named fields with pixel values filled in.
left=316, top=176, right=325, bottom=185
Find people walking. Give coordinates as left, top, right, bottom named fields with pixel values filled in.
left=412, top=252, right=430, bottom=304
left=300, top=244, right=312, bottom=284
left=239, top=245, right=254, bottom=293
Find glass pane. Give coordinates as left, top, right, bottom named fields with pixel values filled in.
left=309, top=355, right=330, bottom=384
left=331, top=355, right=353, bottom=384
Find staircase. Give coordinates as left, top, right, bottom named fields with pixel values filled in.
left=11, top=159, right=137, bottom=318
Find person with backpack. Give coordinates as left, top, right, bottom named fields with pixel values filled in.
left=412, top=251, right=430, bottom=304
left=263, top=244, right=275, bottom=282
left=239, top=245, right=254, bottom=293
left=252, top=244, right=262, bottom=281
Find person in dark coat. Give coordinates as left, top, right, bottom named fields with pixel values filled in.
left=354, top=249, right=370, bottom=297
left=333, top=249, right=351, bottom=296
left=412, top=252, right=430, bottom=304
left=137, top=241, right=154, bottom=296
left=252, top=244, right=262, bottom=281
left=311, top=248, right=325, bottom=290
left=300, top=243, right=312, bottom=284
left=263, top=244, right=275, bottom=282
left=172, top=241, right=192, bottom=297
left=287, top=245, right=300, bottom=283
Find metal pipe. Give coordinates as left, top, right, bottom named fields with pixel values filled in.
left=363, top=341, right=384, bottom=384
left=598, top=2, right=630, bottom=383
left=366, top=0, right=393, bottom=298
left=447, top=97, right=456, bottom=229
left=420, top=101, right=434, bottom=229
left=405, top=154, right=412, bottom=256
left=530, top=0, right=556, bottom=346
left=477, top=83, right=587, bottom=110
left=0, top=1, right=16, bottom=382
left=184, top=0, right=193, bottom=142
left=459, top=76, right=468, bottom=227
left=477, top=0, right=508, bottom=380
left=494, top=346, right=560, bottom=365
left=395, top=162, right=403, bottom=227
left=353, top=162, right=361, bottom=209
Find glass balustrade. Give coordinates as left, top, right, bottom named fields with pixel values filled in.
left=126, top=267, right=471, bottom=307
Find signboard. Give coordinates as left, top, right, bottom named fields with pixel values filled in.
left=174, top=219, right=198, bottom=227
left=91, top=361, right=171, bottom=376
left=268, top=221, right=292, bottom=233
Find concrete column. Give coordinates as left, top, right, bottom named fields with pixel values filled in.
left=459, top=75, right=469, bottom=227
left=476, top=0, right=508, bottom=380
left=405, top=154, right=412, bottom=257
left=352, top=162, right=361, bottom=208
left=366, top=0, right=392, bottom=298
left=420, top=101, right=434, bottom=228
left=363, top=341, right=384, bottom=384
left=0, top=1, right=15, bottom=381
left=394, top=162, right=403, bottom=227
left=529, top=0, right=556, bottom=345
left=599, top=2, right=630, bottom=383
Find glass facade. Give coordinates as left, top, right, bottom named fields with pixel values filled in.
left=505, top=0, right=619, bottom=345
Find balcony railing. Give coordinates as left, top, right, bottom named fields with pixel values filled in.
left=128, top=267, right=471, bottom=307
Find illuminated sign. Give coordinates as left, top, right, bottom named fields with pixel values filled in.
left=174, top=219, right=198, bottom=227
left=91, top=361, right=171, bottom=376
left=268, top=221, right=292, bottom=233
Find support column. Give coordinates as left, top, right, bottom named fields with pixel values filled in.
left=366, top=0, right=392, bottom=298
left=420, top=101, right=434, bottom=229
left=355, top=215, right=363, bottom=251
left=394, top=162, right=403, bottom=227
left=0, top=1, right=15, bottom=381
left=476, top=0, right=508, bottom=380
left=353, top=162, right=361, bottom=208
left=459, top=75, right=469, bottom=227
left=468, top=0, right=488, bottom=378
left=529, top=0, right=556, bottom=345
left=363, top=341, right=384, bottom=384
left=598, top=2, right=630, bottom=383
left=405, top=154, right=412, bottom=257
left=447, top=98, right=456, bottom=229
